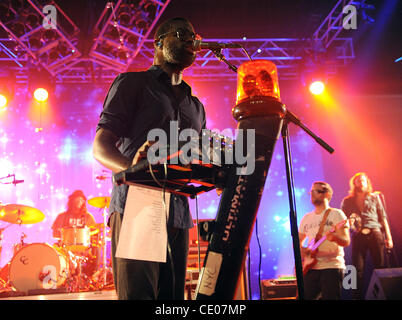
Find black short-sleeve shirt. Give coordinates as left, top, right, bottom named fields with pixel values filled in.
left=96, top=65, right=206, bottom=229
left=341, top=193, right=387, bottom=230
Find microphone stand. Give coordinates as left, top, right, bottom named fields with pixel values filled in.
left=281, top=110, right=333, bottom=300
left=0, top=223, right=13, bottom=267
left=196, top=49, right=334, bottom=300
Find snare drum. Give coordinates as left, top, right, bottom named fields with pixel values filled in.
left=61, top=226, right=91, bottom=252
left=9, top=243, right=69, bottom=293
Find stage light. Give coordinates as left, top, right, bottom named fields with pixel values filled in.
left=118, top=4, right=132, bottom=27
left=144, top=1, right=157, bottom=18
left=26, top=12, right=40, bottom=28
left=309, top=81, right=325, bottom=95
left=28, top=36, right=42, bottom=50
left=33, top=88, right=49, bottom=102
left=235, top=60, right=281, bottom=104
left=233, top=60, right=285, bottom=121
left=11, top=21, right=25, bottom=37
left=0, top=94, right=7, bottom=111
left=28, top=68, right=54, bottom=104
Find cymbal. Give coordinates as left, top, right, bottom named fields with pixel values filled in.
left=0, top=204, right=45, bottom=224
left=88, top=196, right=110, bottom=208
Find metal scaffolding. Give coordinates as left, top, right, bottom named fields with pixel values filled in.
left=0, top=0, right=362, bottom=84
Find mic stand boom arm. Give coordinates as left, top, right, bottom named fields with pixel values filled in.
left=285, top=110, right=334, bottom=154
left=212, top=49, right=238, bottom=73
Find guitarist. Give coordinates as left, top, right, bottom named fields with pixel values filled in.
left=299, top=181, right=351, bottom=300
left=341, top=172, right=394, bottom=300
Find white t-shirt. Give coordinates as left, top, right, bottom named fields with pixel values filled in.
left=299, top=208, right=348, bottom=270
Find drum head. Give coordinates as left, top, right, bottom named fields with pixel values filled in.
left=61, top=227, right=90, bottom=252
left=9, top=243, right=63, bottom=293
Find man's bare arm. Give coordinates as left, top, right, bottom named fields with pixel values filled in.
left=93, top=128, right=131, bottom=173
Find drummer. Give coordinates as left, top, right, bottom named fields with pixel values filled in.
left=51, top=190, right=97, bottom=238
left=51, top=190, right=99, bottom=276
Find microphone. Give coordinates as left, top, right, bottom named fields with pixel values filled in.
left=192, top=39, right=242, bottom=51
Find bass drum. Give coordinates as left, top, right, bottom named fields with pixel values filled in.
left=9, top=243, right=69, bottom=293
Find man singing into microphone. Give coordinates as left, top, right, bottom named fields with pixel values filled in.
left=93, top=17, right=206, bottom=300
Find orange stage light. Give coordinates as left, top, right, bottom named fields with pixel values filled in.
left=309, top=81, right=325, bottom=95
left=233, top=60, right=285, bottom=121
left=33, top=88, right=49, bottom=102
left=236, top=59, right=281, bottom=104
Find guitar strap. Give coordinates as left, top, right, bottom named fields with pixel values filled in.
left=314, top=208, right=331, bottom=242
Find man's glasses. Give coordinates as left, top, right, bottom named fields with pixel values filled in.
left=158, top=28, right=201, bottom=42
left=310, top=189, right=327, bottom=194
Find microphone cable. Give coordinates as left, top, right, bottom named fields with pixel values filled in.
left=255, top=217, right=263, bottom=300
left=195, top=195, right=201, bottom=273
left=247, top=247, right=252, bottom=299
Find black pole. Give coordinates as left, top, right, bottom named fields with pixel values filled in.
left=195, top=114, right=284, bottom=300
left=281, top=120, right=304, bottom=300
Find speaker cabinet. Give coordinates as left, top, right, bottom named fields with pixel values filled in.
left=366, top=268, right=402, bottom=300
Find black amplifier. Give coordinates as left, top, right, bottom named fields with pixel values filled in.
left=261, top=278, right=297, bottom=300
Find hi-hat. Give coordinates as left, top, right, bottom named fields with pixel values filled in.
left=88, top=196, right=110, bottom=208
left=0, top=204, right=45, bottom=224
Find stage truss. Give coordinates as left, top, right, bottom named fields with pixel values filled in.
left=0, top=0, right=366, bottom=84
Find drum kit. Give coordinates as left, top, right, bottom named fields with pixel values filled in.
left=0, top=196, right=113, bottom=295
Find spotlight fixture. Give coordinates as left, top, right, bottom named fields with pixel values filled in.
left=0, top=78, right=14, bottom=111
left=43, top=28, right=57, bottom=41
left=28, top=36, right=42, bottom=50
left=0, top=3, right=15, bottom=22
left=33, top=88, right=49, bottom=102
left=10, top=21, right=25, bottom=37
left=135, top=15, right=148, bottom=30
left=118, top=4, right=132, bottom=27
left=28, top=68, right=54, bottom=101
left=143, top=1, right=157, bottom=18
left=26, top=12, right=40, bottom=28
left=309, top=81, right=325, bottom=95
left=0, top=94, right=7, bottom=111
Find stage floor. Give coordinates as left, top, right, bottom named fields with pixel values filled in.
left=0, top=289, right=117, bottom=300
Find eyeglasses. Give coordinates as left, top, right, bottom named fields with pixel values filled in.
left=158, top=28, right=201, bottom=42
left=310, top=189, right=327, bottom=194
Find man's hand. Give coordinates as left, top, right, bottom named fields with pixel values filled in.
left=325, top=225, right=350, bottom=247
left=385, top=238, right=393, bottom=249
left=301, top=247, right=312, bottom=259
left=132, top=140, right=155, bottom=165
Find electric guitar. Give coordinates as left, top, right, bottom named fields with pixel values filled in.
left=302, top=218, right=352, bottom=275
